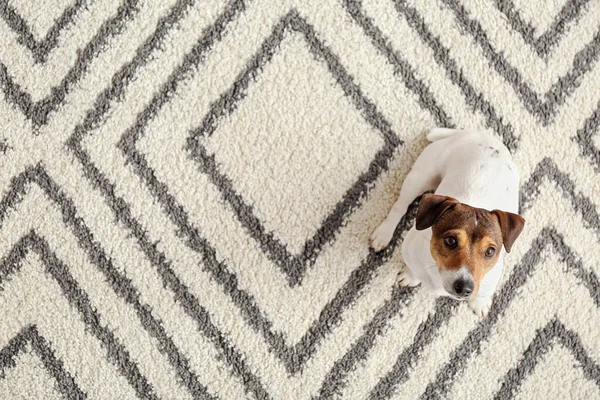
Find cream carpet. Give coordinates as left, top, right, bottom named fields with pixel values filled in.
left=1, top=0, right=600, bottom=398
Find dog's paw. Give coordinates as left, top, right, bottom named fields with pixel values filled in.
left=468, top=296, right=492, bottom=318
left=396, top=270, right=421, bottom=287
left=370, top=221, right=395, bottom=252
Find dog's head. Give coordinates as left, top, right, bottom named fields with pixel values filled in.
left=415, top=194, right=525, bottom=300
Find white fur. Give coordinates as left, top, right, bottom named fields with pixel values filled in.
left=370, top=128, right=520, bottom=317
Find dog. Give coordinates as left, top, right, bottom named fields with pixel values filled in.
left=369, top=128, right=525, bottom=317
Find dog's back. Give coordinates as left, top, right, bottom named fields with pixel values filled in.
left=426, top=129, right=519, bottom=213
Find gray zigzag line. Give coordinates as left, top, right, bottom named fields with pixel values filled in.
left=415, top=228, right=600, bottom=400
left=185, top=11, right=402, bottom=286
left=0, top=232, right=162, bottom=400
left=493, top=318, right=600, bottom=399
left=367, top=296, right=459, bottom=399
left=0, top=168, right=223, bottom=400
left=494, top=0, right=591, bottom=58
left=573, top=100, right=600, bottom=173
left=0, top=0, right=88, bottom=63
left=0, top=325, right=86, bottom=399
left=428, top=0, right=600, bottom=125
left=63, top=0, right=199, bottom=139
left=343, top=0, right=454, bottom=128
left=0, top=0, right=140, bottom=126
left=343, top=0, right=519, bottom=152
left=520, top=157, right=600, bottom=238
left=314, top=284, right=419, bottom=399
left=64, top=0, right=272, bottom=397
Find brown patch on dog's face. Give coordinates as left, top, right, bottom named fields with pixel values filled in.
left=429, top=203, right=502, bottom=297
left=415, top=194, right=525, bottom=299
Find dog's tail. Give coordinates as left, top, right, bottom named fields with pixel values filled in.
left=426, top=128, right=463, bottom=142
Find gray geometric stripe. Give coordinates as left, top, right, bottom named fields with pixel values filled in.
left=368, top=296, right=459, bottom=399
left=0, top=0, right=140, bottom=126
left=418, top=228, right=600, bottom=400
left=58, top=3, right=273, bottom=398
left=312, top=198, right=428, bottom=399
left=344, top=0, right=519, bottom=152
left=494, top=0, right=592, bottom=57
left=67, top=149, right=274, bottom=397
left=520, top=157, right=600, bottom=238
left=493, top=318, right=600, bottom=399
left=573, top=101, right=600, bottom=173
left=62, top=0, right=201, bottom=142
left=186, top=11, right=402, bottom=286
left=0, top=168, right=222, bottom=400
left=314, top=284, right=417, bottom=399
left=0, top=232, right=161, bottom=400
left=0, top=0, right=88, bottom=63
left=344, top=0, right=454, bottom=129
left=434, top=0, right=600, bottom=125
left=0, top=325, right=87, bottom=399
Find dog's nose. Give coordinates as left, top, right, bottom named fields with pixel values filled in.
left=453, top=279, right=474, bottom=297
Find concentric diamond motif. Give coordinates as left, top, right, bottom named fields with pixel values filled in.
left=187, top=13, right=401, bottom=285
left=203, top=35, right=383, bottom=254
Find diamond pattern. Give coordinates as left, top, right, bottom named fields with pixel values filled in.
left=186, top=14, right=401, bottom=284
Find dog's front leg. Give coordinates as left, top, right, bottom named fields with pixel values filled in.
left=396, top=267, right=421, bottom=287
left=468, top=258, right=502, bottom=318
left=370, top=165, right=440, bottom=251
left=468, top=295, right=493, bottom=318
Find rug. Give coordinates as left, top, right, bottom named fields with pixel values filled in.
left=1, top=0, right=600, bottom=398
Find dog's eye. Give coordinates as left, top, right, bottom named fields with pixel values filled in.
left=444, top=236, right=457, bottom=248
left=485, top=247, right=495, bottom=258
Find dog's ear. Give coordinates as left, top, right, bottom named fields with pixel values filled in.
left=492, top=210, right=525, bottom=253
left=415, top=194, right=458, bottom=230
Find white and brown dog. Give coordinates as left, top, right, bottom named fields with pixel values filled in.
left=370, top=128, right=525, bottom=317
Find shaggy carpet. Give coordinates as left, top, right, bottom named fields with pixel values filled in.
left=1, top=0, right=600, bottom=398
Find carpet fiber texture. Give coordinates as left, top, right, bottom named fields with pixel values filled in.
left=1, top=0, right=600, bottom=398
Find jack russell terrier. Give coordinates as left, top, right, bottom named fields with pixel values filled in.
left=370, top=128, right=525, bottom=317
